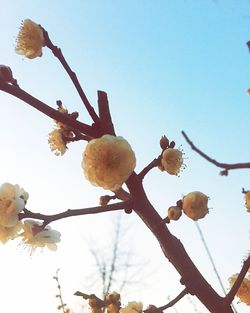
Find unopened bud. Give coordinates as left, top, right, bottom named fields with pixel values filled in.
left=0, top=65, right=14, bottom=83
left=169, top=141, right=175, bottom=148
left=167, top=206, right=182, bottom=221
left=160, top=135, right=169, bottom=150
left=99, top=195, right=110, bottom=206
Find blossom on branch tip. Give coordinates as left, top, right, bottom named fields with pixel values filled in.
left=20, top=220, right=61, bottom=254
left=228, top=273, right=250, bottom=305
left=0, top=182, right=28, bottom=227
left=167, top=206, right=182, bottom=221
left=120, top=302, right=143, bottom=313
left=182, top=191, right=209, bottom=221
left=82, top=135, right=136, bottom=191
left=160, top=148, right=184, bottom=176
left=15, top=19, right=45, bottom=59
left=245, top=192, right=250, bottom=213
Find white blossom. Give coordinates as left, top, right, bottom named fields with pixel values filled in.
left=20, top=219, right=61, bottom=254
left=0, top=182, right=28, bottom=227
left=120, top=302, right=143, bottom=313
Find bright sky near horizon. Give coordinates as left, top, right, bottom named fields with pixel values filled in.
left=0, top=1, right=249, bottom=313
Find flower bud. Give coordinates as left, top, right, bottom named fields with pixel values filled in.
left=0, top=65, right=14, bottom=83
left=167, top=206, right=182, bottom=221
left=160, top=135, right=169, bottom=150
left=99, top=195, right=110, bottom=206
left=182, top=191, right=209, bottom=220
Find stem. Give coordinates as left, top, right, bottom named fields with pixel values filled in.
left=182, top=131, right=250, bottom=173
left=158, top=288, right=188, bottom=311
left=138, top=155, right=161, bottom=180
left=0, top=82, right=101, bottom=138
left=42, top=28, right=100, bottom=124
left=19, top=200, right=133, bottom=226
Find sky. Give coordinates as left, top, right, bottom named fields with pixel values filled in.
left=0, top=1, right=249, bottom=313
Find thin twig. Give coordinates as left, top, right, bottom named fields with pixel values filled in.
left=18, top=200, right=133, bottom=226
left=0, top=82, right=101, bottom=138
left=182, top=131, right=250, bottom=174
left=42, top=28, right=100, bottom=125
left=53, top=269, right=70, bottom=313
left=158, top=288, right=188, bottom=311
left=225, top=254, right=250, bottom=304
left=138, top=155, right=162, bottom=180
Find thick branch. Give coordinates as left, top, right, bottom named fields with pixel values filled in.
left=0, top=82, right=101, bottom=138
left=97, top=90, right=115, bottom=135
left=42, top=28, right=100, bottom=124
left=18, top=200, right=133, bottom=226
left=126, top=172, right=233, bottom=313
left=182, top=131, right=250, bottom=174
left=225, top=255, right=250, bottom=304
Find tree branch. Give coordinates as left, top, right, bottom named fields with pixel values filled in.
left=138, top=155, right=161, bottom=180
left=0, top=82, right=101, bottom=138
left=18, top=200, right=133, bottom=226
left=126, top=172, right=233, bottom=313
left=42, top=27, right=100, bottom=125
left=97, top=90, right=115, bottom=135
left=182, top=131, right=250, bottom=174
left=158, top=288, right=188, bottom=311
left=225, top=254, right=250, bottom=304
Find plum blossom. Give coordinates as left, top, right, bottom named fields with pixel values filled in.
left=229, top=273, right=250, bottom=305
left=82, top=135, right=136, bottom=191
left=20, top=219, right=61, bottom=254
left=160, top=148, right=184, bottom=176
left=245, top=192, right=250, bottom=213
left=120, top=302, right=143, bottom=313
left=48, top=105, right=76, bottom=156
left=0, top=182, right=28, bottom=227
left=182, top=191, right=209, bottom=221
left=167, top=206, right=182, bottom=221
left=15, top=19, right=45, bottom=59
left=48, top=129, right=68, bottom=156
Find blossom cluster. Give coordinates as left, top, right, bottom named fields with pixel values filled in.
left=0, top=182, right=60, bottom=254
left=167, top=191, right=209, bottom=222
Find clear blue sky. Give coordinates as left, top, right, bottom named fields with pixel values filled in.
left=0, top=1, right=249, bottom=313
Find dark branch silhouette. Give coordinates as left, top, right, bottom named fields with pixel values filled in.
left=18, top=200, right=133, bottom=226
left=42, top=27, right=100, bottom=125
left=182, top=131, right=250, bottom=174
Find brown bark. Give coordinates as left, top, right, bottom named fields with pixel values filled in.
left=126, top=173, right=234, bottom=313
